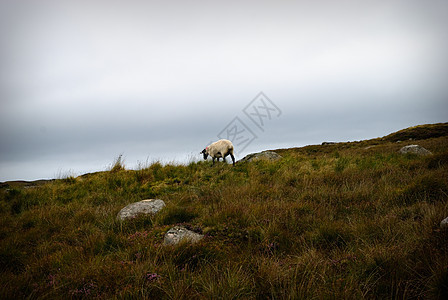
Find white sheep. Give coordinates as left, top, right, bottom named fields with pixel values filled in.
left=200, top=139, right=235, bottom=166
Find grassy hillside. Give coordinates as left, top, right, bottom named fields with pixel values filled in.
left=1, top=123, right=448, bottom=299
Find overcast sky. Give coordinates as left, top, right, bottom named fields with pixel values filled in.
left=1, top=0, right=447, bottom=181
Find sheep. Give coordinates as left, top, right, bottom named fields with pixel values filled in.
left=200, top=139, right=235, bottom=166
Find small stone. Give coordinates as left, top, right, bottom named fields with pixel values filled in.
left=364, top=145, right=376, bottom=150
left=441, top=217, right=448, bottom=229
left=163, top=226, right=203, bottom=245
left=117, top=199, right=165, bottom=221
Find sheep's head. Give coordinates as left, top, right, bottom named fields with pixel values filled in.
left=201, top=149, right=209, bottom=160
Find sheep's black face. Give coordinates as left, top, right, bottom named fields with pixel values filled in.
left=201, top=149, right=208, bottom=160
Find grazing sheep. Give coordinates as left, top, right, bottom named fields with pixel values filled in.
left=201, top=139, right=235, bottom=166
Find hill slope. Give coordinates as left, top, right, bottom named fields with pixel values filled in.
left=1, top=123, right=448, bottom=299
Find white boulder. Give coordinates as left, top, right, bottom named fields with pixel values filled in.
left=164, top=226, right=204, bottom=245
left=399, top=145, right=432, bottom=156
left=117, top=199, right=165, bottom=221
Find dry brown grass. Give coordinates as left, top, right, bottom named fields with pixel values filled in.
left=1, top=123, right=447, bottom=299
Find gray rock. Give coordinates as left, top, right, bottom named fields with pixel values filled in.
left=239, top=151, right=282, bottom=163
left=441, top=217, right=448, bottom=229
left=399, top=145, right=432, bottom=156
left=117, top=199, right=165, bottom=221
left=364, top=145, right=376, bottom=150
left=163, top=226, right=204, bottom=246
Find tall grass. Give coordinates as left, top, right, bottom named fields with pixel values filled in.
left=1, top=129, right=447, bottom=299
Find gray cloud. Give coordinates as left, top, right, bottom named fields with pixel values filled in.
left=1, top=0, right=448, bottom=180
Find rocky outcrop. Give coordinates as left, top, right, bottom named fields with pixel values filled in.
left=399, top=145, right=432, bottom=156
left=239, top=151, right=282, bottom=163
left=163, top=226, right=204, bottom=245
left=117, top=199, right=165, bottom=221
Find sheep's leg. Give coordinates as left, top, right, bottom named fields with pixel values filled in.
left=230, top=153, right=235, bottom=166
left=212, top=157, right=215, bottom=165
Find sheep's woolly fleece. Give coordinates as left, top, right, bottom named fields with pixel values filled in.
left=205, top=139, right=234, bottom=158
